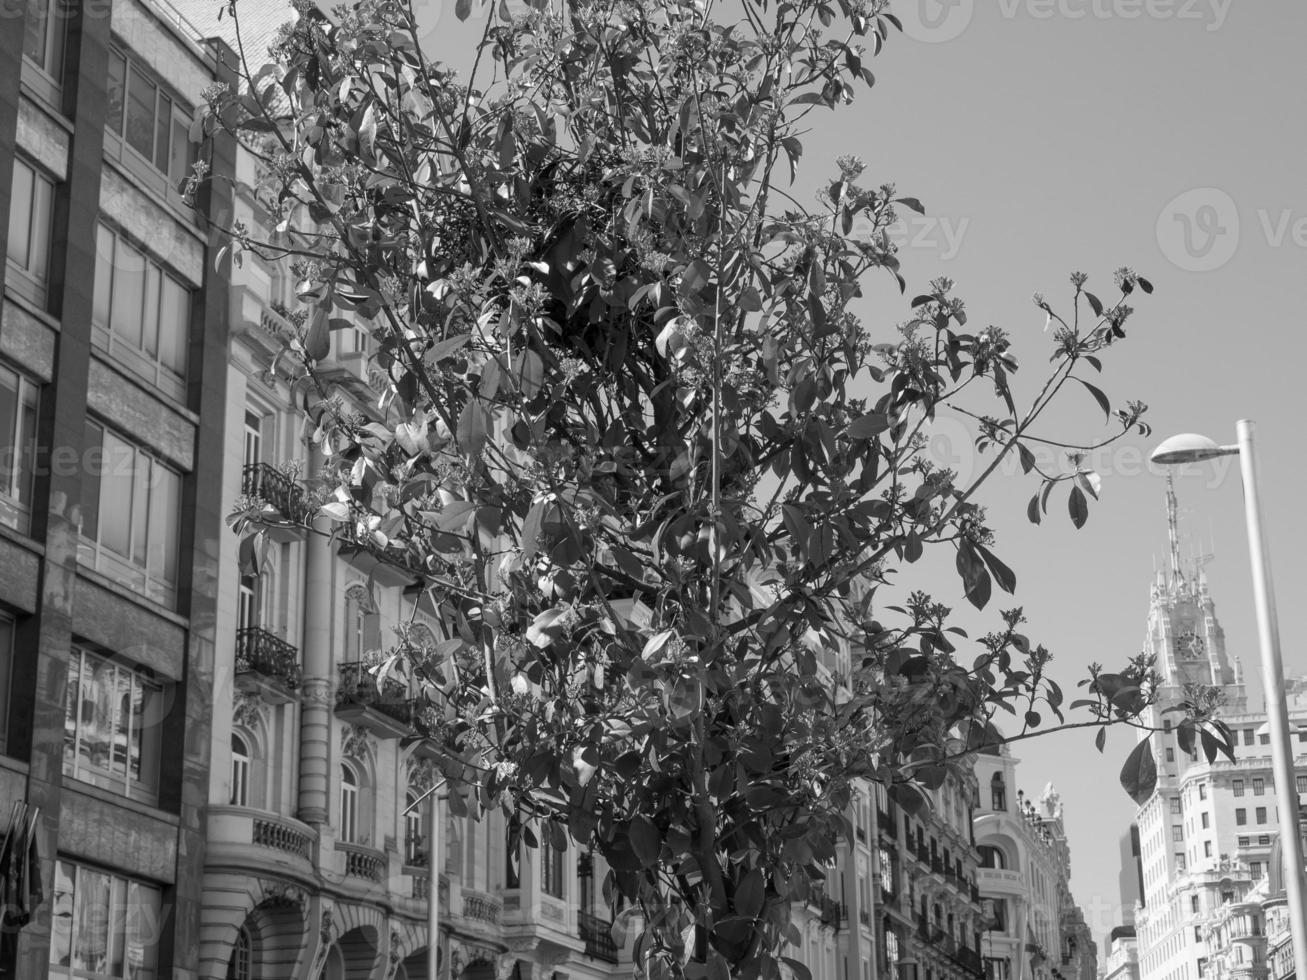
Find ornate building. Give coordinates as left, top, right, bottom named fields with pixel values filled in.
left=972, top=749, right=1097, bottom=980
left=1130, top=481, right=1307, bottom=980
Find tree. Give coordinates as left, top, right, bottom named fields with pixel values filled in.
left=206, top=1, right=1230, bottom=978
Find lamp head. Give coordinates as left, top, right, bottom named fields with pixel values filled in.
left=1150, top=433, right=1238, bottom=466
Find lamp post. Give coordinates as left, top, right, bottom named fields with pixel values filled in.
left=404, top=777, right=447, bottom=980
left=1151, top=420, right=1307, bottom=980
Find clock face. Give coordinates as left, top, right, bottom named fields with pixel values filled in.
left=1178, top=628, right=1205, bottom=659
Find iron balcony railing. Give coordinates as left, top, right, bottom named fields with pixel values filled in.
left=337, top=662, right=414, bottom=723
left=579, top=911, right=619, bottom=963
left=242, top=462, right=311, bottom=525
left=235, top=627, right=302, bottom=689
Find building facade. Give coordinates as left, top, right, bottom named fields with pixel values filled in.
left=0, top=0, right=238, bottom=975
left=1131, top=482, right=1307, bottom=980
left=972, top=749, right=1097, bottom=980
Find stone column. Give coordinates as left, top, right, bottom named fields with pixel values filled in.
left=298, top=443, right=334, bottom=825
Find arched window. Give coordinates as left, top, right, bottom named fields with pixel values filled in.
left=343, top=584, right=381, bottom=662
left=991, top=772, right=1006, bottom=811
left=979, top=845, right=1006, bottom=870
left=226, top=925, right=251, bottom=980
left=340, top=763, right=359, bottom=843
left=230, top=733, right=250, bottom=807
left=404, top=789, right=425, bottom=865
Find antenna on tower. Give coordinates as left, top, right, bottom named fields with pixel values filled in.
left=1166, top=474, right=1184, bottom=589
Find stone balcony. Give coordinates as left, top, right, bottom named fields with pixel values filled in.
left=336, top=841, right=388, bottom=884
left=335, top=663, right=418, bottom=739
left=235, top=626, right=301, bottom=704
left=205, top=805, right=317, bottom=886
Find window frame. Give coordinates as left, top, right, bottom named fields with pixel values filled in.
left=92, top=223, right=191, bottom=399
left=22, top=0, right=67, bottom=83
left=103, top=48, right=196, bottom=192
left=0, top=363, right=40, bottom=535
left=339, top=762, right=359, bottom=843
left=48, top=859, right=163, bottom=979
left=61, top=645, right=164, bottom=805
left=230, top=732, right=251, bottom=807
left=77, top=419, right=183, bottom=608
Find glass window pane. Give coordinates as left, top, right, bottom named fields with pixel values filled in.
left=0, top=367, right=19, bottom=499
left=155, top=94, right=172, bottom=172
left=158, top=276, right=189, bottom=376
left=149, top=463, right=180, bottom=583
left=50, top=861, right=76, bottom=967
left=7, top=161, right=33, bottom=271
left=23, top=0, right=49, bottom=66
left=81, top=656, right=118, bottom=781
left=27, top=170, right=52, bottom=282
left=135, top=681, right=162, bottom=793
left=107, top=52, right=126, bottom=135
left=109, top=238, right=145, bottom=349
left=98, top=430, right=135, bottom=558
left=18, top=380, right=38, bottom=507
left=79, top=421, right=102, bottom=541
left=142, top=264, right=160, bottom=358
left=171, top=116, right=192, bottom=187
left=94, top=226, right=114, bottom=327
left=114, top=667, right=133, bottom=780
left=108, top=876, right=127, bottom=975
left=71, top=867, right=110, bottom=970
left=127, top=881, right=161, bottom=976
left=125, top=66, right=156, bottom=160
left=63, top=651, right=81, bottom=777
left=131, top=454, right=149, bottom=565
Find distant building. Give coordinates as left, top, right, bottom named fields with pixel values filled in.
left=1103, top=927, right=1140, bottom=980
left=1130, top=480, right=1307, bottom=980
left=972, top=746, right=1098, bottom=980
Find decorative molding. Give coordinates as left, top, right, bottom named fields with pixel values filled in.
left=342, top=723, right=374, bottom=760
left=233, top=691, right=266, bottom=730
left=263, top=880, right=307, bottom=910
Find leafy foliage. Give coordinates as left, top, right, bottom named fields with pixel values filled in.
left=202, top=0, right=1221, bottom=977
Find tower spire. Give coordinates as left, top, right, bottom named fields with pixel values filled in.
left=1166, top=474, right=1184, bottom=589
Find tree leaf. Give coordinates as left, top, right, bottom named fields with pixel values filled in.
left=1068, top=486, right=1089, bottom=529
left=1085, top=291, right=1103, bottom=317
left=975, top=542, right=1017, bottom=594
left=845, top=413, right=889, bottom=440
left=457, top=402, right=490, bottom=457
left=455, top=0, right=472, bottom=20
left=629, top=815, right=661, bottom=868
left=1026, top=494, right=1042, bottom=526
left=1120, top=735, right=1157, bottom=804
left=736, top=869, right=766, bottom=919
left=1074, top=377, right=1111, bottom=420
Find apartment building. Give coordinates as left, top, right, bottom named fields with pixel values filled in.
left=972, top=749, right=1097, bottom=980
left=0, top=0, right=237, bottom=975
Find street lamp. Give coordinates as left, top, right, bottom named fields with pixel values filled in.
left=404, top=776, right=447, bottom=980
left=1150, top=420, right=1307, bottom=980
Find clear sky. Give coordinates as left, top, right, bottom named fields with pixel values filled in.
left=423, top=0, right=1307, bottom=951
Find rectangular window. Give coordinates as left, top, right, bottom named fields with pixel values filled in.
left=1194, top=926, right=1202, bottom=942
left=78, top=421, right=182, bottom=607
left=104, top=49, right=193, bottom=183
left=1172, top=826, right=1184, bottom=842
left=1259, top=835, right=1271, bottom=846
left=541, top=837, right=564, bottom=899
left=1171, top=798, right=1182, bottom=814
left=0, top=365, right=39, bottom=534
left=1166, top=748, right=1175, bottom=763
left=92, top=223, right=191, bottom=395
left=1260, top=733, right=1270, bottom=745
left=1203, top=842, right=1212, bottom=858
left=62, top=645, right=163, bottom=803
left=22, top=0, right=66, bottom=80
left=1191, top=895, right=1200, bottom=913
left=1201, top=813, right=1209, bottom=829
left=0, top=616, right=13, bottom=755
left=1244, top=728, right=1255, bottom=746
left=1256, top=808, right=1267, bottom=825
left=1297, top=775, right=1307, bottom=794
left=1251, top=861, right=1263, bottom=878
left=48, top=860, right=162, bottom=978
left=1238, top=836, right=1250, bottom=846
left=1199, top=785, right=1207, bottom=800
left=1254, top=778, right=1265, bottom=796
left=1234, top=779, right=1245, bottom=797
left=6, top=157, right=54, bottom=291
left=1176, top=853, right=1186, bottom=870
left=1237, top=809, right=1247, bottom=826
